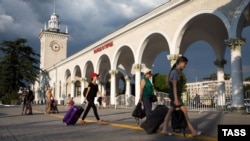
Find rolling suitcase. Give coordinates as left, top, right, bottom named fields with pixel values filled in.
left=63, top=105, right=84, bottom=125
left=140, top=105, right=168, bottom=134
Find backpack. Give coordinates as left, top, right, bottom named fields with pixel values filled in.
left=28, top=90, right=34, bottom=102
left=83, top=88, right=88, bottom=97
left=30, top=94, right=35, bottom=101
left=171, top=108, right=187, bottom=136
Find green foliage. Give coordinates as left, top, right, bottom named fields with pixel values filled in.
left=1, top=91, right=19, bottom=104
left=181, top=72, right=187, bottom=93
left=244, top=84, right=250, bottom=96
left=153, top=73, right=169, bottom=93
left=208, top=72, right=231, bottom=80
left=153, top=72, right=187, bottom=93
left=0, top=38, right=40, bottom=102
left=245, top=76, right=250, bottom=81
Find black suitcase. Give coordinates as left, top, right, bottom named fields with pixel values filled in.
left=140, top=105, right=168, bottom=134
left=171, top=108, right=187, bottom=136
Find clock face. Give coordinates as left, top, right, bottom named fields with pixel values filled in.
left=50, top=41, right=60, bottom=52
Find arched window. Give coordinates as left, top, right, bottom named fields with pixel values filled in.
left=75, top=80, right=81, bottom=97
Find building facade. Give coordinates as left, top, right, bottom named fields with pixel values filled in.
left=187, top=80, right=250, bottom=99
left=33, top=0, right=250, bottom=112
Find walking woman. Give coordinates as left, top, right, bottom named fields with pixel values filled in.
left=80, top=73, right=107, bottom=125
left=139, top=68, right=154, bottom=118
left=161, top=56, right=201, bottom=136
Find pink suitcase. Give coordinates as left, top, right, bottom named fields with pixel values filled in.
left=63, top=106, right=84, bottom=125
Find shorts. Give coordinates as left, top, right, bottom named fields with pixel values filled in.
left=46, top=98, right=51, bottom=104
left=169, top=94, right=184, bottom=107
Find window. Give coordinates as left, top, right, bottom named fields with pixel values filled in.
left=75, top=80, right=81, bottom=97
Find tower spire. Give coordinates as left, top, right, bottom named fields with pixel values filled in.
left=54, top=0, right=56, bottom=13
left=48, top=0, right=60, bottom=32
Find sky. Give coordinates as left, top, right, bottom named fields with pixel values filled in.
left=0, top=0, right=249, bottom=82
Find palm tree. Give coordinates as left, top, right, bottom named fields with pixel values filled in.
left=0, top=38, right=40, bottom=103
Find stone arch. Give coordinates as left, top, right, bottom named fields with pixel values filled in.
left=96, top=54, right=111, bottom=83
left=73, top=65, right=82, bottom=79
left=231, top=1, right=250, bottom=38
left=64, top=69, right=71, bottom=98
left=138, top=32, right=170, bottom=68
left=83, top=61, right=94, bottom=82
left=113, top=45, right=135, bottom=77
left=112, top=45, right=135, bottom=96
left=173, top=10, right=229, bottom=60
left=73, top=65, right=82, bottom=97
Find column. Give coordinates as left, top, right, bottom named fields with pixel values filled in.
left=96, top=80, right=101, bottom=94
left=167, top=54, right=181, bottom=67
left=225, top=38, right=245, bottom=113
left=63, top=82, right=67, bottom=99
left=134, top=64, right=142, bottom=104
left=101, top=85, right=106, bottom=96
left=125, top=75, right=131, bottom=106
left=97, top=81, right=102, bottom=95
left=81, top=77, right=87, bottom=103
left=71, top=80, right=75, bottom=98
left=109, top=70, right=117, bottom=105
left=214, top=59, right=227, bottom=109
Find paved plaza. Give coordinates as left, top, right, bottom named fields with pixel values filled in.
left=1, top=104, right=250, bottom=141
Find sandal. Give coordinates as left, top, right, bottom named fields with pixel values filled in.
left=80, top=120, right=87, bottom=126
left=97, top=120, right=108, bottom=125
left=134, top=118, right=140, bottom=125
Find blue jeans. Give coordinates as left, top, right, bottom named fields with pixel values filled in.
left=142, top=97, right=152, bottom=118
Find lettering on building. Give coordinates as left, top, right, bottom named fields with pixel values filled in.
left=93, top=41, right=113, bottom=54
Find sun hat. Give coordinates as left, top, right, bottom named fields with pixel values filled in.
left=143, top=68, right=151, bottom=74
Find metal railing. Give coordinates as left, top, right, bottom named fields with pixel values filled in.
left=112, top=92, right=250, bottom=113
left=114, top=92, right=169, bottom=109
left=244, top=99, right=250, bottom=113
left=154, top=92, right=233, bottom=113
left=114, top=94, right=135, bottom=109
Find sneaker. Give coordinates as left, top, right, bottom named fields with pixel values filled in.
left=161, top=132, right=172, bottom=136
left=193, top=131, right=202, bottom=137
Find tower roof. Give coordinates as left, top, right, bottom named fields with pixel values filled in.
left=48, top=11, right=60, bottom=32
left=47, top=0, right=60, bottom=32
left=41, top=0, right=68, bottom=34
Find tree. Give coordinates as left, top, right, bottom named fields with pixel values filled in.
left=181, top=72, right=187, bottom=93
left=244, top=84, right=250, bottom=98
left=206, top=72, right=231, bottom=80
left=153, top=72, right=187, bottom=93
left=245, top=76, right=250, bottom=81
left=0, top=38, right=40, bottom=104
left=153, top=73, right=169, bottom=93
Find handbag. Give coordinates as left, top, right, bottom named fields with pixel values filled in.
left=132, top=102, right=146, bottom=124
left=150, top=94, right=157, bottom=102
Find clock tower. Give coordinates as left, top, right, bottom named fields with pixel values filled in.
left=39, top=10, right=69, bottom=70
